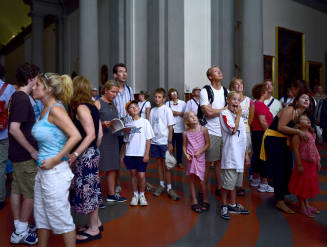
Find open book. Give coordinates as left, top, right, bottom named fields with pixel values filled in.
left=110, top=118, right=131, bottom=134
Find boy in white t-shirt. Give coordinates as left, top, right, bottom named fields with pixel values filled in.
left=121, top=101, right=154, bottom=206
left=149, top=88, right=179, bottom=200
left=219, top=91, right=250, bottom=220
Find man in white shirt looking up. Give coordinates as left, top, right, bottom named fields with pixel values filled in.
left=263, top=79, right=282, bottom=117
left=185, top=87, right=201, bottom=115
left=200, top=66, right=227, bottom=197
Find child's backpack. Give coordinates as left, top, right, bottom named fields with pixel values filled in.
left=197, top=85, right=228, bottom=126
left=0, top=83, right=9, bottom=130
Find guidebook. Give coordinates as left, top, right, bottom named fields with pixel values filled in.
left=111, top=118, right=131, bottom=134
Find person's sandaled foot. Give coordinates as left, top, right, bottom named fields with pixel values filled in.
left=276, top=201, right=295, bottom=214
left=236, top=188, right=245, bottom=196
left=301, top=209, right=315, bottom=218
left=201, top=202, right=210, bottom=212
left=77, top=225, right=104, bottom=234
left=76, top=231, right=102, bottom=244
left=191, top=204, right=202, bottom=213
left=308, top=206, right=320, bottom=214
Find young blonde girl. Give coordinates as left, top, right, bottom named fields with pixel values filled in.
left=182, top=111, right=210, bottom=213
left=288, top=114, right=321, bottom=217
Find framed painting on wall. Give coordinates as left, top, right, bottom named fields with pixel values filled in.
left=276, top=27, right=305, bottom=98
left=305, top=61, right=323, bottom=92
left=264, top=55, right=275, bottom=95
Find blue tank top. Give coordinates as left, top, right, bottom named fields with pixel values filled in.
left=31, top=103, right=68, bottom=166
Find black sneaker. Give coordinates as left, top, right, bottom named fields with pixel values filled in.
left=228, top=203, right=249, bottom=214
left=220, top=205, right=230, bottom=220
left=106, top=194, right=127, bottom=203
left=99, top=202, right=106, bottom=209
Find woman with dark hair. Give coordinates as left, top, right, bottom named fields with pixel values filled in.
left=68, top=76, right=104, bottom=243
left=262, top=88, right=311, bottom=213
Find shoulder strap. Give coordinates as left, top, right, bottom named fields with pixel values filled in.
left=223, top=86, right=228, bottom=106
left=126, top=85, right=132, bottom=101
left=0, top=83, right=8, bottom=96
left=192, top=98, right=199, bottom=106
left=204, top=85, right=214, bottom=104
left=140, top=100, right=148, bottom=114
left=267, top=98, right=275, bottom=108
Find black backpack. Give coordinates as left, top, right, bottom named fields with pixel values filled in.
left=197, top=85, right=228, bottom=126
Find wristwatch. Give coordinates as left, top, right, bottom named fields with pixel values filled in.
left=73, top=152, right=79, bottom=157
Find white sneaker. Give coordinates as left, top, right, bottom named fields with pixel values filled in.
left=10, top=230, right=38, bottom=245
left=266, top=184, right=274, bottom=192
left=250, top=178, right=260, bottom=187
left=130, top=195, right=139, bottom=206
left=257, top=184, right=267, bottom=192
left=139, top=194, right=148, bottom=206
left=257, top=184, right=274, bottom=193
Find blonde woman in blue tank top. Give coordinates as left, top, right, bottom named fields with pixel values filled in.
left=31, top=73, right=81, bottom=247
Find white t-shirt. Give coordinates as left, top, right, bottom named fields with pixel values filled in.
left=165, top=99, right=186, bottom=133
left=184, top=98, right=200, bottom=115
left=264, top=96, right=282, bottom=117
left=124, top=118, right=154, bottom=156
left=199, top=85, right=227, bottom=136
left=240, top=96, right=252, bottom=133
left=138, top=101, right=151, bottom=119
left=219, top=109, right=247, bottom=171
left=149, top=105, right=175, bottom=145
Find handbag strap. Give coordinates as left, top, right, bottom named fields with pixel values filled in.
left=0, top=83, right=8, bottom=96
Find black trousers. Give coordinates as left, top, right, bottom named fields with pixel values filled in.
left=251, top=131, right=270, bottom=178
left=264, top=136, right=293, bottom=201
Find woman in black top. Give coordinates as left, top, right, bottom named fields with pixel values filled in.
left=264, top=88, right=311, bottom=213
left=68, top=76, right=104, bottom=244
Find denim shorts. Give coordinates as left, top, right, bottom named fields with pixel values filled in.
left=124, top=156, right=147, bottom=172
left=150, top=144, right=168, bottom=159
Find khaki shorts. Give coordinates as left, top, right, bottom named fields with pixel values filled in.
left=221, top=169, right=243, bottom=191
left=205, top=134, right=222, bottom=162
left=11, top=159, right=37, bottom=198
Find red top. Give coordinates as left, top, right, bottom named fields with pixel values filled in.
left=251, top=101, right=273, bottom=131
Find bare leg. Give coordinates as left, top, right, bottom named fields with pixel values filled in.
left=130, top=170, right=138, bottom=193
left=165, top=166, right=172, bottom=185
left=214, top=160, right=222, bottom=190
left=157, top=158, right=165, bottom=183
left=230, top=189, right=236, bottom=205
left=106, top=171, right=117, bottom=195
left=189, top=174, right=197, bottom=205
left=221, top=188, right=229, bottom=205
left=10, top=193, right=21, bottom=220
left=20, top=198, right=34, bottom=222
left=38, top=229, right=51, bottom=247
left=62, top=230, right=76, bottom=247
left=137, top=172, right=146, bottom=193
left=204, top=162, right=211, bottom=185
left=76, top=208, right=100, bottom=240
left=199, top=179, right=208, bottom=203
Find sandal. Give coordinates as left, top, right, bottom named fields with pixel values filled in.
left=308, top=206, right=320, bottom=214
left=201, top=202, right=210, bottom=212
left=77, top=224, right=104, bottom=234
left=76, top=231, right=102, bottom=244
left=301, top=209, right=315, bottom=218
left=236, top=188, right=245, bottom=196
left=191, top=204, right=202, bottom=213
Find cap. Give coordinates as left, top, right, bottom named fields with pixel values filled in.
left=192, top=87, right=201, bottom=93
left=92, top=87, right=98, bottom=91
